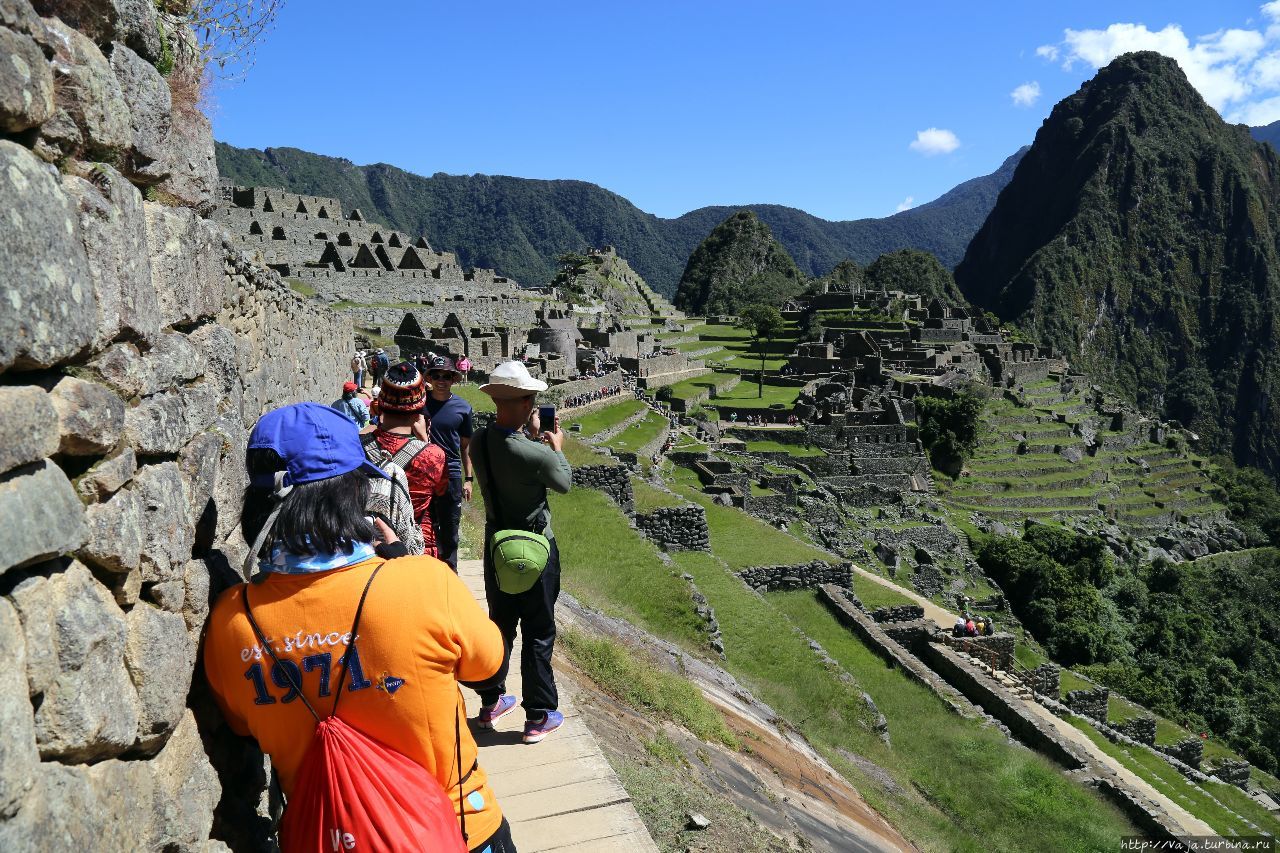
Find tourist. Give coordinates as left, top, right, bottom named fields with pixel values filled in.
left=351, top=350, right=367, bottom=388
left=202, top=402, right=515, bottom=852
left=371, top=347, right=390, bottom=387
left=424, top=354, right=474, bottom=571
left=456, top=353, right=472, bottom=381
left=371, top=363, right=449, bottom=557
left=983, top=616, right=995, bottom=636
left=361, top=435, right=426, bottom=556
left=965, top=616, right=978, bottom=637
left=953, top=616, right=966, bottom=637
left=331, top=381, right=369, bottom=429
left=469, top=361, right=571, bottom=744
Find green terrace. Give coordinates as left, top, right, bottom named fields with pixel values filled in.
left=604, top=410, right=667, bottom=454
left=568, top=398, right=645, bottom=437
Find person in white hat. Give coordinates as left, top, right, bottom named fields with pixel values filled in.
left=469, top=361, right=570, bottom=744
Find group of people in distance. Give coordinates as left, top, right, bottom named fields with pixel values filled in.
left=201, top=355, right=572, bottom=852
left=953, top=612, right=996, bottom=638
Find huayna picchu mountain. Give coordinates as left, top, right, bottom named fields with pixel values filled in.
left=956, top=51, right=1280, bottom=475
left=674, top=210, right=806, bottom=314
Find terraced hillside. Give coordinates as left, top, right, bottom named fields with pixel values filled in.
left=939, top=380, right=1228, bottom=554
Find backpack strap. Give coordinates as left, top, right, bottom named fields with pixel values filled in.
left=390, top=436, right=429, bottom=471
left=331, top=562, right=386, bottom=716
left=242, top=586, right=321, bottom=724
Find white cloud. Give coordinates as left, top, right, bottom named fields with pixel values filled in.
left=909, top=128, right=960, bottom=156
left=1011, top=81, right=1042, bottom=107
left=895, top=196, right=915, bottom=213
left=1035, top=4, right=1280, bottom=125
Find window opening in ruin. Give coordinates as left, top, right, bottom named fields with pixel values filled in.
left=262, top=197, right=275, bottom=212
left=272, top=225, right=286, bottom=240
left=398, top=247, right=427, bottom=270
left=369, top=231, right=384, bottom=244
left=296, top=200, right=308, bottom=214
left=373, top=244, right=396, bottom=271
left=317, top=206, right=329, bottom=219
left=313, top=232, right=328, bottom=240
left=414, top=236, right=430, bottom=249
left=337, top=232, right=352, bottom=246
left=388, top=233, right=403, bottom=248
left=249, top=221, right=263, bottom=235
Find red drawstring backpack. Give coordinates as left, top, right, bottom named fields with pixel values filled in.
left=243, top=564, right=470, bottom=853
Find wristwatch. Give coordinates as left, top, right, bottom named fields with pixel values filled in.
left=465, top=476, right=474, bottom=482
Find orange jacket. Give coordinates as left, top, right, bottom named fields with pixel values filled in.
left=203, top=555, right=505, bottom=842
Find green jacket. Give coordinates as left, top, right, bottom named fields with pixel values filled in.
left=469, top=426, right=572, bottom=540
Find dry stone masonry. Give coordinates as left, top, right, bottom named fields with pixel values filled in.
left=1, top=4, right=347, bottom=847
left=738, top=560, right=853, bottom=592
left=635, top=506, right=710, bottom=551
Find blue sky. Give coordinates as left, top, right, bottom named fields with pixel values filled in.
left=211, top=1, right=1276, bottom=221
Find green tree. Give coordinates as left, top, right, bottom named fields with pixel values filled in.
left=736, top=305, right=785, bottom=399
left=915, top=389, right=985, bottom=476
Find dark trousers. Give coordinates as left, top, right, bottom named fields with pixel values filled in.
left=479, top=533, right=560, bottom=720
left=470, top=817, right=516, bottom=853
left=431, top=476, right=463, bottom=570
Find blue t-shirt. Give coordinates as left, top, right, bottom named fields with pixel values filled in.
left=424, top=394, right=474, bottom=477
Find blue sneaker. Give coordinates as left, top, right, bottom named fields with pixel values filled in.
left=477, top=695, right=518, bottom=729
left=523, top=710, right=564, bottom=744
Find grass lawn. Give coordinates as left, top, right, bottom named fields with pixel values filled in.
left=548, top=488, right=708, bottom=650
left=851, top=574, right=916, bottom=610
left=562, top=435, right=613, bottom=468
left=1014, top=642, right=1048, bottom=671
left=666, top=371, right=739, bottom=403
left=743, top=439, right=826, bottom=457
left=569, top=399, right=645, bottom=437
left=676, top=486, right=829, bottom=569
left=285, top=277, right=316, bottom=297
left=605, top=411, right=666, bottom=453
left=763, top=588, right=1140, bottom=851
left=451, top=382, right=495, bottom=414
left=712, top=380, right=803, bottom=409
left=632, top=477, right=685, bottom=513
left=1062, top=716, right=1280, bottom=836
left=1059, top=669, right=1096, bottom=698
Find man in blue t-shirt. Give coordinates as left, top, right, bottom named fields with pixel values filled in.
left=424, top=354, right=474, bottom=570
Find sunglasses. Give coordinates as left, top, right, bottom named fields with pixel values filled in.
left=427, top=372, right=455, bottom=380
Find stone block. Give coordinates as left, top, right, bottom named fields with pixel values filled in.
left=134, top=461, right=194, bottom=584
left=48, top=375, right=124, bottom=455
left=31, top=561, right=140, bottom=761
left=1, top=0, right=50, bottom=43
left=0, top=461, right=87, bottom=578
left=0, top=140, right=96, bottom=373
left=178, top=429, right=223, bottom=524
left=32, top=0, right=156, bottom=53
left=62, top=163, right=158, bottom=346
left=108, top=40, right=170, bottom=184
left=0, top=25, right=54, bottom=132
left=144, top=202, right=225, bottom=326
left=124, top=602, right=190, bottom=751
left=85, top=341, right=147, bottom=396
left=6, top=572, right=55, bottom=697
left=151, top=710, right=220, bottom=847
left=0, top=598, right=37, bottom=819
left=40, top=17, right=130, bottom=158
left=188, top=321, right=244, bottom=413
left=0, top=758, right=158, bottom=851
left=0, top=386, right=60, bottom=474
left=123, top=380, right=218, bottom=454
left=146, top=330, right=204, bottom=390
left=79, top=484, right=143, bottom=572
left=75, top=445, right=136, bottom=500
left=147, top=579, right=183, bottom=612
left=156, top=101, right=217, bottom=208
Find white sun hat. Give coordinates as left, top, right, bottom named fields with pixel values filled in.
left=480, top=361, right=549, bottom=398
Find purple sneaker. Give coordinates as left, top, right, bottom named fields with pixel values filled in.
left=476, top=695, right=518, bottom=729
left=523, top=710, right=564, bottom=744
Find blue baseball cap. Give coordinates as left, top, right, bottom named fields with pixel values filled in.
left=247, top=402, right=389, bottom=488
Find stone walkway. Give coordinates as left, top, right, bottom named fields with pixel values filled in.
left=458, top=559, right=658, bottom=853
left=851, top=565, right=1216, bottom=835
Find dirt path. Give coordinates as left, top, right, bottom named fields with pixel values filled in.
left=850, top=565, right=1217, bottom=836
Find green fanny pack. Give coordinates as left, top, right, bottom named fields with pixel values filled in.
left=490, top=529, right=550, bottom=594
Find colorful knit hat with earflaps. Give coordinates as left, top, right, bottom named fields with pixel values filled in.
left=379, top=361, right=426, bottom=412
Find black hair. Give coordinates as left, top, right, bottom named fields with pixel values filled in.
left=242, top=448, right=375, bottom=557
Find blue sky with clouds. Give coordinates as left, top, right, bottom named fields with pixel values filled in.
left=211, top=1, right=1276, bottom=221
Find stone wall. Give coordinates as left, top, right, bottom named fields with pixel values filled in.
left=635, top=506, right=710, bottom=551
left=1212, top=760, right=1251, bottom=788
left=737, top=560, right=852, bottom=591
left=1024, top=663, right=1061, bottom=697
left=1159, top=737, right=1204, bottom=770
left=1114, top=717, right=1157, bottom=746
left=868, top=604, right=925, bottom=623
left=0, top=6, right=349, bottom=847
left=571, top=465, right=632, bottom=513
left=1065, top=687, right=1110, bottom=723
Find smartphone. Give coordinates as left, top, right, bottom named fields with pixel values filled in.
left=539, top=405, right=556, bottom=429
